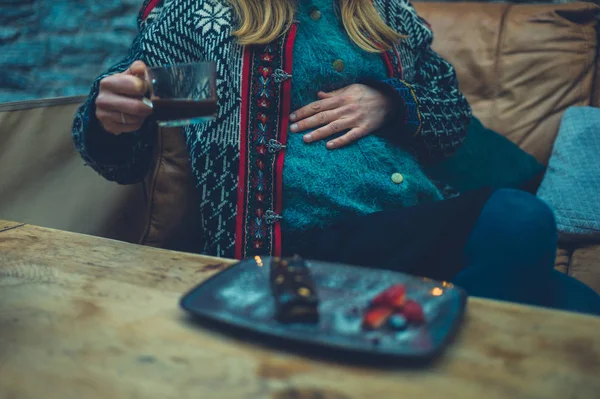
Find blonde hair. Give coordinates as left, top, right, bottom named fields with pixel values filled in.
left=228, top=0, right=405, bottom=53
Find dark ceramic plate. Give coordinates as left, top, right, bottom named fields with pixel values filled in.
left=180, top=257, right=467, bottom=360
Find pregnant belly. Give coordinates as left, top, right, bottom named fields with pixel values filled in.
left=281, top=134, right=442, bottom=232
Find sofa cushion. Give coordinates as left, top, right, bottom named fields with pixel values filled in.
left=414, top=2, right=599, bottom=166
left=571, top=245, right=600, bottom=295
left=555, top=247, right=571, bottom=275
left=425, top=116, right=545, bottom=193
left=537, top=107, right=600, bottom=242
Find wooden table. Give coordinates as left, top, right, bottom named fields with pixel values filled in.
left=1, top=221, right=600, bottom=399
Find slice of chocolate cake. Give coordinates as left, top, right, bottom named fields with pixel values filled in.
left=270, top=256, right=319, bottom=324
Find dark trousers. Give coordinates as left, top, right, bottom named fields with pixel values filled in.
left=283, top=188, right=600, bottom=316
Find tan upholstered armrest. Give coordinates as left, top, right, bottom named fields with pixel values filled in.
left=570, top=245, right=600, bottom=295
left=0, top=96, right=145, bottom=242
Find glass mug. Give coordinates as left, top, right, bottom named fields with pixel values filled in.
left=146, top=62, right=217, bottom=127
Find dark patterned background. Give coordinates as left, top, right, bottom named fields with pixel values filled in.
left=0, top=0, right=139, bottom=103
left=0, top=0, right=595, bottom=103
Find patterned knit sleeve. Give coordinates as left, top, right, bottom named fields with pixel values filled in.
left=367, top=2, right=472, bottom=165
left=71, top=0, right=165, bottom=185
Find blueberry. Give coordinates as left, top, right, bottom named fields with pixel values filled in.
left=388, top=314, right=408, bottom=331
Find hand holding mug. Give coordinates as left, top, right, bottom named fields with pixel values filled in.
left=95, top=60, right=154, bottom=135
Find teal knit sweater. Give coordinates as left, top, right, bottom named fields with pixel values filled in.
left=282, top=0, right=443, bottom=234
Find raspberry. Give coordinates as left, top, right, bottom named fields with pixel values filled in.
left=370, top=284, right=406, bottom=309
left=362, top=306, right=394, bottom=330
left=401, top=299, right=425, bottom=324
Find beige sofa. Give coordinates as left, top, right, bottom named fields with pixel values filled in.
left=0, top=96, right=146, bottom=243
left=0, top=2, right=598, bottom=294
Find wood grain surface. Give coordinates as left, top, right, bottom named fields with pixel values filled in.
left=1, top=221, right=599, bottom=399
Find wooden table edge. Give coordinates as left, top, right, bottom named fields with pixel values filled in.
left=0, top=220, right=26, bottom=234
left=1, top=220, right=598, bottom=324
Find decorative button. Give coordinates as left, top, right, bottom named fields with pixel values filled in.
left=332, top=59, right=345, bottom=72
left=272, top=69, right=292, bottom=83
left=310, top=8, right=322, bottom=21
left=264, top=210, right=283, bottom=225
left=391, top=173, right=404, bottom=184
left=267, top=139, right=286, bottom=154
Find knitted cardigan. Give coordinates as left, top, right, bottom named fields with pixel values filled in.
left=72, top=0, right=472, bottom=260
left=282, top=0, right=444, bottom=237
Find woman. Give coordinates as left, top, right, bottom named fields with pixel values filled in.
left=72, top=0, right=600, bottom=315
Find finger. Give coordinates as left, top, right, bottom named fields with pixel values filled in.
left=318, top=88, right=346, bottom=99
left=290, top=96, right=343, bottom=125
left=100, top=74, right=148, bottom=97
left=126, top=60, right=148, bottom=78
left=127, top=61, right=151, bottom=95
left=303, top=117, right=357, bottom=143
left=96, top=92, right=154, bottom=118
left=290, top=108, right=341, bottom=134
left=317, top=91, right=334, bottom=99
left=96, top=108, right=145, bottom=128
left=326, top=128, right=367, bottom=150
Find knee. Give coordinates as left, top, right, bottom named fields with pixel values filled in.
left=483, top=188, right=558, bottom=247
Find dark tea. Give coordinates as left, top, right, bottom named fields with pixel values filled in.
left=152, top=99, right=218, bottom=122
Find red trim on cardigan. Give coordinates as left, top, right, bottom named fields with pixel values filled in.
left=235, top=47, right=253, bottom=260
left=382, top=52, right=395, bottom=77
left=141, top=0, right=161, bottom=20
left=381, top=45, right=404, bottom=79
left=273, top=23, right=298, bottom=258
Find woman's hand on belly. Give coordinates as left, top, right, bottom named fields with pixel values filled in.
left=289, top=84, right=391, bottom=150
